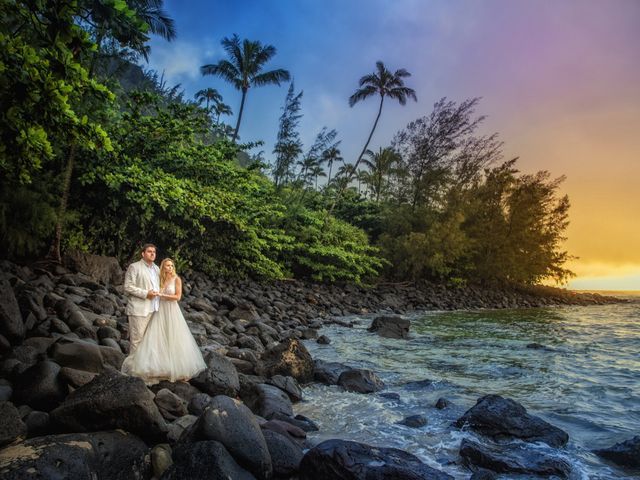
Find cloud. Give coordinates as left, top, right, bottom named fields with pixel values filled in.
left=144, top=38, right=218, bottom=86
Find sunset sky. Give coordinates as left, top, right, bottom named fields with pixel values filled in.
left=143, top=0, right=640, bottom=290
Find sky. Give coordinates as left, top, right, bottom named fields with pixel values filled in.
left=143, top=0, right=640, bottom=291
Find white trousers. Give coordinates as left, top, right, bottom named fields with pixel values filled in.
left=128, top=312, right=154, bottom=353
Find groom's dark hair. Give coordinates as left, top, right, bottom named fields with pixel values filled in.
left=141, top=243, right=157, bottom=252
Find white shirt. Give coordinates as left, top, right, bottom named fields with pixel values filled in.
left=146, top=262, right=160, bottom=312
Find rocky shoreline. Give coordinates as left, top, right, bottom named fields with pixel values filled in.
left=0, top=255, right=634, bottom=479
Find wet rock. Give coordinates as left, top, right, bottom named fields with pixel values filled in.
left=313, top=359, right=351, bottom=385
left=299, top=439, right=453, bottom=479
left=162, top=440, right=255, bottom=480
left=269, top=412, right=319, bottom=432
left=316, top=335, right=331, bottom=344
left=337, top=368, right=384, bottom=393
left=398, top=414, right=428, bottom=428
left=267, top=375, right=303, bottom=402
left=0, top=430, right=149, bottom=480
left=250, top=383, right=294, bottom=419
left=435, top=397, right=451, bottom=409
left=368, top=315, right=411, bottom=339
left=459, top=438, right=571, bottom=478
left=594, top=435, right=640, bottom=468
left=454, top=394, right=569, bottom=447
left=166, top=415, right=198, bottom=443
left=50, top=371, right=167, bottom=443
left=154, top=388, right=188, bottom=421
left=403, top=378, right=434, bottom=390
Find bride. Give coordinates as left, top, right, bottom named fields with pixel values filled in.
left=122, top=258, right=207, bottom=384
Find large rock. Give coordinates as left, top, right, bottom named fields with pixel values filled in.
left=337, top=369, right=385, bottom=393
left=594, top=436, right=640, bottom=468
left=54, top=299, right=93, bottom=330
left=190, top=351, right=240, bottom=397
left=64, top=251, right=124, bottom=286
left=12, top=360, right=66, bottom=411
left=262, top=429, right=304, bottom=477
left=0, top=430, right=149, bottom=480
left=367, top=315, right=411, bottom=339
left=183, top=395, right=272, bottom=479
left=454, top=395, right=569, bottom=448
left=154, top=388, right=188, bottom=421
left=49, top=337, right=124, bottom=373
left=0, top=275, right=24, bottom=343
left=0, top=402, right=27, bottom=447
left=460, top=438, right=571, bottom=477
left=267, top=375, right=303, bottom=402
left=260, top=338, right=314, bottom=384
left=161, top=440, right=255, bottom=480
left=50, top=372, right=167, bottom=443
left=313, top=359, right=351, bottom=385
left=251, top=383, right=294, bottom=419
left=299, top=439, right=453, bottom=479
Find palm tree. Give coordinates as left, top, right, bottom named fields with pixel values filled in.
left=347, top=61, right=416, bottom=181
left=361, top=147, right=401, bottom=202
left=310, top=165, right=327, bottom=190
left=195, top=88, right=222, bottom=112
left=212, top=102, right=233, bottom=123
left=201, top=34, right=290, bottom=142
left=322, top=146, right=343, bottom=185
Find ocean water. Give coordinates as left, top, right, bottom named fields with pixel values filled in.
left=296, top=296, right=640, bottom=479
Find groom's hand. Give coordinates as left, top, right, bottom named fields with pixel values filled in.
left=146, top=290, right=159, bottom=299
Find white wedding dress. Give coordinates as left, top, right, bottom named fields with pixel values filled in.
left=122, top=276, right=207, bottom=384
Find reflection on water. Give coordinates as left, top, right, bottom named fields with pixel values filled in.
left=297, top=302, right=640, bottom=479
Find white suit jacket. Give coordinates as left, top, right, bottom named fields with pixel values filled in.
left=124, top=259, right=160, bottom=316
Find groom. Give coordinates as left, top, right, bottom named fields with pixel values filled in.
left=124, top=243, right=160, bottom=353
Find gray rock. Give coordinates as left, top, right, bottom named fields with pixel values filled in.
left=190, top=351, right=240, bottom=397
left=50, top=371, right=167, bottom=443
left=162, top=440, right=256, bottom=480
left=252, top=383, right=294, bottom=419
left=49, top=337, right=123, bottom=373
left=398, top=414, right=428, bottom=428
left=59, top=366, right=98, bottom=389
left=263, top=429, right=304, bottom=476
left=187, top=392, right=213, bottom=416
left=594, top=435, right=640, bottom=468
left=337, top=369, right=385, bottom=394
left=454, top=394, right=569, bottom=448
left=0, top=430, right=149, bottom=480
left=460, top=438, right=571, bottom=478
left=185, top=395, right=272, bottom=479
left=12, top=360, right=66, bottom=411
left=155, top=388, right=188, bottom=421
left=166, top=415, right=198, bottom=443
left=299, top=439, right=453, bottom=479
left=64, top=251, right=123, bottom=286
left=0, top=402, right=27, bottom=447
left=267, top=375, right=303, bottom=402
left=316, top=335, right=331, bottom=344
left=151, top=443, right=172, bottom=479
left=368, top=315, right=411, bottom=339
left=313, top=359, right=351, bottom=385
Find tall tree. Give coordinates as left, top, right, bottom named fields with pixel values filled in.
left=273, top=83, right=303, bottom=187
left=195, top=88, right=222, bottom=112
left=201, top=34, right=290, bottom=142
left=361, top=147, right=401, bottom=202
left=346, top=61, right=416, bottom=184
left=322, top=146, right=343, bottom=185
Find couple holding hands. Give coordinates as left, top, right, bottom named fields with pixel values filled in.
left=121, top=244, right=206, bottom=384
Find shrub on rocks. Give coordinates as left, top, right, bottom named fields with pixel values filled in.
left=0, top=430, right=149, bottom=480
left=50, top=372, right=167, bottom=443
left=454, top=394, right=569, bottom=448
left=299, top=439, right=453, bottom=479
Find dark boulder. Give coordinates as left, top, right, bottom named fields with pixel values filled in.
left=0, top=275, right=25, bottom=343
left=12, top=360, right=66, bottom=411
left=0, top=430, right=149, bottom=480
left=594, top=435, right=640, bottom=468
left=454, top=394, right=569, bottom=447
left=267, top=374, right=303, bottom=402
left=313, top=359, right=351, bottom=385
left=190, top=351, right=240, bottom=397
left=49, top=337, right=124, bottom=372
left=367, top=315, right=411, bottom=339
left=161, top=440, right=255, bottom=480
left=154, top=388, right=188, bottom=421
left=262, top=429, right=304, bottom=477
left=460, top=438, right=571, bottom=478
left=398, top=414, right=428, bottom=428
left=50, top=371, right=167, bottom=443
left=250, top=383, right=294, bottom=419
left=260, top=338, right=314, bottom=384
left=299, top=439, right=453, bottom=479
left=0, top=402, right=27, bottom=447
left=337, top=369, right=384, bottom=393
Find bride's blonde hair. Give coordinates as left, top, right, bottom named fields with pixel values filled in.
left=159, top=258, right=177, bottom=288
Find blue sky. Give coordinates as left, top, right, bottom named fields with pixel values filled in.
left=142, top=0, right=640, bottom=289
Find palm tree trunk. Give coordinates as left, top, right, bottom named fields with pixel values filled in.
left=327, top=162, right=333, bottom=184
left=329, top=96, right=384, bottom=212
left=49, top=143, right=76, bottom=262
left=232, top=88, right=248, bottom=143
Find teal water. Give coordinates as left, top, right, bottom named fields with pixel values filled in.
left=297, top=299, right=640, bottom=479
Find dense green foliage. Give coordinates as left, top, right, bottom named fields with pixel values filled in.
left=0, top=1, right=573, bottom=286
